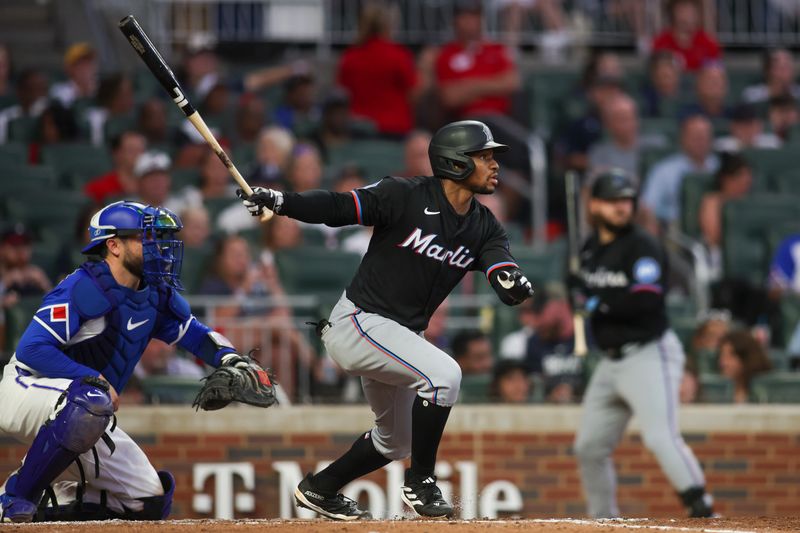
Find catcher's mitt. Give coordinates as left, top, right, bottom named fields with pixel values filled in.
left=192, top=352, right=277, bottom=411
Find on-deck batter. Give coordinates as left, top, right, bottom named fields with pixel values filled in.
left=238, top=120, right=534, bottom=520
left=0, top=201, right=270, bottom=523
left=569, top=170, right=714, bottom=518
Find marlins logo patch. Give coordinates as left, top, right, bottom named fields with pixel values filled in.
left=633, top=257, right=661, bottom=284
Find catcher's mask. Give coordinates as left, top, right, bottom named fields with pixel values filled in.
left=83, top=201, right=185, bottom=291
left=428, top=120, right=509, bottom=181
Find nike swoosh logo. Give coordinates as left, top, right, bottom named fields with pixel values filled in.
left=127, top=318, right=149, bottom=331
left=424, top=207, right=440, bottom=215
left=86, top=390, right=105, bottom=398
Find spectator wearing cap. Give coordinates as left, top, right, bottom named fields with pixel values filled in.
left=698, top=153, right=753, bottom=276
left=714, top=103, right=782, bottom=152
left=488, top=360, right=531, bottom=404
left=337, top=2, right=419, bottom=137
left=51, top=42, right=99, bottom=107
left=767, top=94, right=799, bottom=142
left=134, top=151, right=173, bottom=207
left=0, top=225, right=52, bottom=308
left=84, top=130, right=147, bottom=204
left=247, top=126, right=295, bottom=187
left=651, top=0, right=721, bottom=72
left=742, top=48, right=800, bottom=105
left=641, top=51, right=684, bottom=118
left=680, top=62, right=732, bottom=121
left=0, top=69, right=49, bottom=144
left=640, top=114, right=719, bottom=236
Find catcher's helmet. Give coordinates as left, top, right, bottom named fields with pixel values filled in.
left=82, top=201, right=185, bottom=290
left=428, top=120, right=509, bottom=181
left=591, top=168, right=637, bottom=200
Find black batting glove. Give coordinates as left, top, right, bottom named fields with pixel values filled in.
left=493, top=269, right=534, bottom=305
left=236, top=187, right=284, bottom=216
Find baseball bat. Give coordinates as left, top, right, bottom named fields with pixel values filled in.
left=565, top=170, right=588, bottom=357
left=118, top=15, right=272, bottom=222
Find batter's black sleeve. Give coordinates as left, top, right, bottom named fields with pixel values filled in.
left=280, top=177, right=407, bottom=228
left=595, top=237, right=666, bottom=319
left=474, top=216, right=523, bottom=305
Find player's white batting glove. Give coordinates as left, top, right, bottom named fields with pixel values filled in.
left=236, top=187, right=284, bottom=216
left=496, top=269, right=534, bottom=304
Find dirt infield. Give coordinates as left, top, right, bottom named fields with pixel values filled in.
left=3, top=517, right=799, bottom=533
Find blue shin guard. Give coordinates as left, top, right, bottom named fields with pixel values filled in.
left=4, top=377, right=113, bottom=522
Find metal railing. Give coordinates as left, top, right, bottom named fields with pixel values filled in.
left=185, top=292, right=497, bottom=404
left=88, top=0, right=800, bottom=60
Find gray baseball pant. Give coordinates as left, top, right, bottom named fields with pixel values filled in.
left=573, top=330, right=706, bottom=517
left=322, top=293, right=462, bottom=460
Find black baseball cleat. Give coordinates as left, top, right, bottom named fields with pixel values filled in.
left=294, top=474, right=372, bottom=521
left=401, top=468, right=454, bottom=518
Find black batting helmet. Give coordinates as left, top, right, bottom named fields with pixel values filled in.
left=428, top=120, right=509, bottom=181
left=591, top=168, right=637, bottom=200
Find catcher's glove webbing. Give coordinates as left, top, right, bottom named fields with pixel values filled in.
left=192, top=352, right=278, bottom=411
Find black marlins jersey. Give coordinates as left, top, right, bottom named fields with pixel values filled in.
left=578, top=224, right=669, bottom=350
left=326, top=176, right=517, bottom=331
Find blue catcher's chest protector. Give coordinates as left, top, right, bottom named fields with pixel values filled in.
left=64, top=261, right=167, bottom=391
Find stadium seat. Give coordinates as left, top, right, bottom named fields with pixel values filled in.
left=0, top=142, right=26, bottom=166
left=203, top=197, right=239, bottom=223
left=103, top=116, right=136, bottom=141
left=141, top=375, right=203, bottom=404
left=772, top=168, right=800, bottom=194
left=512, top=240, right=567, bottom=283
left=328, top=140, right=405, bottom=180
left=768, top=349, right=790, bottom=371
left=741, top=147, right=796, bottom=183
left=171, top=168, right=202, bottom=191
left=274, top=247, right=361, bottom=310
left=0, top=165, right=59, bottom=199
left=459, top=373, right=491, bottom=404
left=232, top=144, right=256, bottom=168
left=749, top=371, right=800, bottom=403
left=40, top=143, right=112, bottom=185
left=779, top=295, right=800, bottom=348
left=180, top=246, right=213, bottom=294
left=8, top=116, right=37, bottom=143
left=3, top=297, right=40, bottom=352
left=721, top=194, right=799, bottom=284
left=679, top=173, right=713, bottom=239
left=4, top=190, right=88, bottom=241
left=693, top=349, right=719, bottom=375
left=698, top=374, right=734, bottom=403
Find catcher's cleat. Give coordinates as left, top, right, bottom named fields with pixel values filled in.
left=294, top=474, right=372, bottom=521
left=0, top=494, right=37, bottom=523
left=401, top=468, right=453, bottom=519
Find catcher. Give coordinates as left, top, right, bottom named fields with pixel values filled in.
left=0, top=201, right=276, bottom=523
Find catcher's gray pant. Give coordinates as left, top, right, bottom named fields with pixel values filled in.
left=322, top=293, right=462, bottom=460
left=573, top=330, right=705, bottom=518
left=0, top=358, right=164, bottom=513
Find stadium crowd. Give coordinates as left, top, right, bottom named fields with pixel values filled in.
left=1, top=0, right=800, bottom=405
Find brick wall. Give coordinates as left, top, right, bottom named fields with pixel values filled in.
left=3, top=423, right=799, bottom=518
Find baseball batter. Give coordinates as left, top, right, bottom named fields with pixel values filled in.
left=0, top=201, right=272, bottom=522
left=569, top=170, right=714, bottom=518
left=239, top=120, right=534, bottom=520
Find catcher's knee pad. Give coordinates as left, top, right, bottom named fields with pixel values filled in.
left=10, top=377, right=113, bottom=502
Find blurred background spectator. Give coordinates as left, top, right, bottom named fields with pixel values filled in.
left=652, top=0, right=720, bottom=72
left=717, top=329, right=772, bottom=403
left=51, top=42, right=98, bottom=108
left=452, top=330, right=495, bottom=377
left=84, top=130, right=146, bottom=204
left=489, top=359, right=532, bottom=403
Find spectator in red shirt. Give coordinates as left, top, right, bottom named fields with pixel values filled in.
left=337, top=3, right=418, bottom=137
left=83, top=130, right=146, bottom=204
left=435, top=0, right=530, bottom=181
left=652, top=0, right=720, bottom=72
left=435, top=0, right=520, bottom=119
